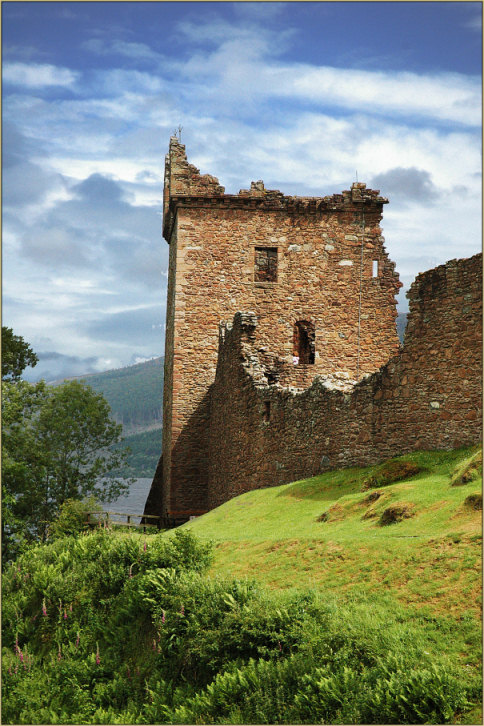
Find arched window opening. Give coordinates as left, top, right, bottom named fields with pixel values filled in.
left=293, top=321, right=315, bottom=364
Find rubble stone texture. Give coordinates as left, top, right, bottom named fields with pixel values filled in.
left=207, top=254, right=482, bottom=508
left=145, top=137, right=481, bottom=525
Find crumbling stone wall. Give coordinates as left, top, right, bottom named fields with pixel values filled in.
left=207, top=254, right=482, bottom=509
left=150, top=137, right=402, bottom=524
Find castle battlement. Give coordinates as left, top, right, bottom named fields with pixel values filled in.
left=163, top=138, right=388, bottom=239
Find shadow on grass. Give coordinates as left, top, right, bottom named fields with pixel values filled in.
left=276, top=448, right=480, bottom=503
left=276, top=468, right=365, bottom=501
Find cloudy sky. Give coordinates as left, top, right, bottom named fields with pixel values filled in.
left=3, top=1, right=482, bottom=382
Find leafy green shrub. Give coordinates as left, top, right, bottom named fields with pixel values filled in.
left=361, top=458, right=425, bottom=491
left=162, top=650, right=471, bottom=724
left=48, top=496, right=103, bottom=539
left=2, top=528, right=479, bottom=725
left=2, top=529, right=213, bottom=657
left=293, top=655, right=470, bottom=724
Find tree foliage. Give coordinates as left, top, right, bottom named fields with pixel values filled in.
left=2, top=332, right=133, bottom=562
left=1, top=326, right=38, bottom=381
left=2, top=379, right=131, bottom=554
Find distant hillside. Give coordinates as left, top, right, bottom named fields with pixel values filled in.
left=396, top=312, right=408, bottom=343
left=75, top=357, right=164, bottom=435
left=110, top=428, right=162, bottom=478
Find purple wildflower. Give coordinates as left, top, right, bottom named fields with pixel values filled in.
left=161, top=610, right=165, bottom=624
left=95, top=643, right=100, bottom=665
left=42, top=599, right=47, bottom=616
left=63, top=610, right=68, bottom=620
left=75, top=632, right=80, bottom=648
left=143, top=541, right=147, bottom=552
left=180, top=605, right=185, bottom=616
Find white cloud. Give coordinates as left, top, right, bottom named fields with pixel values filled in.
left=3, top=10, right=481, bottom=376
left=3, top=61, right=79, bottom=87
left=270, top=66, right=481, bottom=126
left=173, top=35, right=481, bottom=126
left=82, top=38, right=164, bottom=64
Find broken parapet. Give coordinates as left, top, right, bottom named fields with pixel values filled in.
left=163, top=137, right=225, bottom=238
left=163, top=139, right=389, bottom=239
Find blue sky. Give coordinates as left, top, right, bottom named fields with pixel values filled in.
left=2, top=1, right=482, bottom=381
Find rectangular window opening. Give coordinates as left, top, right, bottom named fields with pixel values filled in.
left=255, top=247, right=278, bottom=282
left=293, top=321, right=315, bottom=364
left=372, top=260, right=379, bottom=278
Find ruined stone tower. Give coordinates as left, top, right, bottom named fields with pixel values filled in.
left=145, top=137, right=402, bottom=526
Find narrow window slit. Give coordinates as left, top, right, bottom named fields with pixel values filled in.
left=263, top=401, right=271, bottom=422
left=293, top=321, right=315, bottom=364
left=372, top=260, right=379, bottom=278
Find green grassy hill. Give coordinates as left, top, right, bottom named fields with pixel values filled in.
left=3, top=447, right=481, bottom=724
left=182, top=447, right=482, bottom=621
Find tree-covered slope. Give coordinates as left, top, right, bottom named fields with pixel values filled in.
left=110, top=428, right=162, bottom=478
left=73, top=357, right=164, bottom=434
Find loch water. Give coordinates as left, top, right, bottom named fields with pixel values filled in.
left=101, top=478, right=153, bottom=523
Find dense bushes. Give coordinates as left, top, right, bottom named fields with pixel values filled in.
left=2, top=528, right=480, bottom=724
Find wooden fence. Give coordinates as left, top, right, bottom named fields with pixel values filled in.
left=85, top=511, right=162, bottom=532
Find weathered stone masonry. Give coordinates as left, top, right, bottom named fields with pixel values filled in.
left=207, top=254, right=482, bottom=508
left=145, top=136, right=481, bottom=525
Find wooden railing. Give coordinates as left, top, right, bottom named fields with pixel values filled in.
left=85, top=511, right=162, bottom=532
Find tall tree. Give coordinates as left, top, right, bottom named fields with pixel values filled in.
left=1, top=331, right=132, bottom=563
left=3, top=379, right=132, bottom=559
left=1, top=326, right=38, bottom=381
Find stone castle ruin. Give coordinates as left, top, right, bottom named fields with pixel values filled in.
left=144, top=137, right=482, bottom=527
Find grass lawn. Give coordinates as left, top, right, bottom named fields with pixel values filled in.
left=180, top=447, right=482, bottom=620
